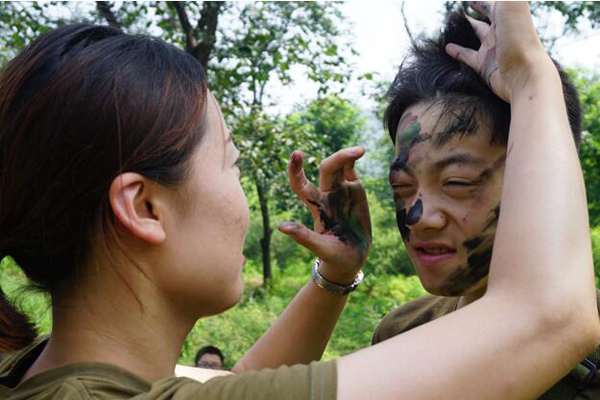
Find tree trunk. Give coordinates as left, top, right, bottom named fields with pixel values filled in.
left=171, top=1, right=222, bottom=72
left=256, top=181, right=272, bottom=284
left=96, top=1, right=122, bottom=31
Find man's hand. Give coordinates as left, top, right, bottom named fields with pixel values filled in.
left=445, top=2, right=552, bottom=103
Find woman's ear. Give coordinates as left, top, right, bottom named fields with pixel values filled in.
left=109, top=172, right=166, bottom=245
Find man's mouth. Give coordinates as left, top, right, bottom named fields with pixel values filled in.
left=416, top=247, right=456, bottom=255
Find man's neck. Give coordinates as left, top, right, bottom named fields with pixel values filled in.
left=456, top=286, right=487, bottom=310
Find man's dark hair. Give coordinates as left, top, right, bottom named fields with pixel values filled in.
left=195, top=345, right=225, bottom=366
left=384, top=11, right=582, bottom=148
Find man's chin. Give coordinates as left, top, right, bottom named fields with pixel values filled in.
left=424, top=277, right=488, bottom=298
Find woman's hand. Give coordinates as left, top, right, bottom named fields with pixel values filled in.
left=445, top=2, right=552, bottom=103
left=279, top=146, right=372, bottom=284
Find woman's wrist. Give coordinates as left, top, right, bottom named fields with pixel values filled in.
left=317, top=260, right=362, bottom=286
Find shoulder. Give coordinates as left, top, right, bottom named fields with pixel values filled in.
left=372, top=295, right=459, bottom=345
left=2, top=356, right=336, bottom=400
left=150, top=360, right=337, bottom=400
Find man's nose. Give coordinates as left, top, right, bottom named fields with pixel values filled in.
left=405, top=197, right=446, bottom=231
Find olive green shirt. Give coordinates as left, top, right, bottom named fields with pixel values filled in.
left=372, top=292, right=600, bottom=400
left=0, top=338, right=336, bottom=399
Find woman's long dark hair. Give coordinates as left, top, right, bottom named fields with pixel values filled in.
left=0, top=24, right=208, bottom=352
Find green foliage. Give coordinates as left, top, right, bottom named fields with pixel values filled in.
left=0, top=257, right=52, bottom=334
left=592, top=227, right=600, bottom=285
left=569, top=69, right=600, bottom=227
left=211, top=2, right=354, bottom=113
left=362, top=189, right=414, bottom=276
left=534, top=2, right=600, bottom=33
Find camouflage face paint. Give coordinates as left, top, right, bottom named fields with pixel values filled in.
left=471, top=154, right=506, bottom=186
left=433, top=111, right=479, bottom=148
left=438, top=204, right=500, bottom=296
left=406, top=199, right=423, bottom=226
left=390, top=112, right=432, bottom=243
left=395, top=206, right=411, bottom=242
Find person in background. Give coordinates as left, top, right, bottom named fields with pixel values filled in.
left=195, top=346, right=225, bottom=370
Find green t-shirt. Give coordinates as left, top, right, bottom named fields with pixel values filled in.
left=0, top=338, right=336, bottom=399
left=372, top=293, right=600, bottom=400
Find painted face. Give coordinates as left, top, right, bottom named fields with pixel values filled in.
left=160, top=91, right=249, bottom=316
left=389, top=101, right=506, bottom=299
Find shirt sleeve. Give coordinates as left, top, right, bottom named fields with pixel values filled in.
left=129, top=360, right=337, bottom=400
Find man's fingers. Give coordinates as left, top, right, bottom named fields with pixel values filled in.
left=465, top=14, right=490, bottom=43
left=445, top=43, right=479, bottom=71
left=319, top=146, right=365, bottom=190
left=469, top=1, right=493, bottom=19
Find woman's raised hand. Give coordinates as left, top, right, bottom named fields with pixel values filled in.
left=279, top=146, right=372, bottom=284
left=445, top=2, right=551, bottom=103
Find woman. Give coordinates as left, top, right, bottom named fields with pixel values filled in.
left=0, top=3, right=598, bottom=399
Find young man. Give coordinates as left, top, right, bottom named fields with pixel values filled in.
left=373, top=11, right=600, bottom=399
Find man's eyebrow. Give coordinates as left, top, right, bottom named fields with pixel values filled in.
left=431, top=153, right=487, bottom=172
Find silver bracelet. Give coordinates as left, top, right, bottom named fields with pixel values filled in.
left=311, top=258, right=364, bottom=296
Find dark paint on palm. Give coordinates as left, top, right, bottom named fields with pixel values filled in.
left=308, top=181, right=372, bottom=254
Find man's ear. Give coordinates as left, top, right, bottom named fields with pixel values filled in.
left=109, top=172, right=166, bottom=245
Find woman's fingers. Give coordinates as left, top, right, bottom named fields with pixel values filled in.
left=445, top=43, right=479, bottom=71
left=288, top=150, right=321, bottom=202
left=278, top=221, right=336, bottom=258
left=318, top=146, right=365, bottom=190
left=343, top=160, right=359, bottom=182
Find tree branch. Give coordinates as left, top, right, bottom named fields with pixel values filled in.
left=171, top=2, right=198, bottom=53
left=400, top=2, right=416, bottom=47
left=95, top=1, right=122, bottom=31
left=195, top=1, right=223, bottom=71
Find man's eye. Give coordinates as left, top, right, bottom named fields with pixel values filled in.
left=443, top=180, right=477, bottom=198
left=391, top=183, right=415, bottom=197
left=444, top=180, right=472, bottom=187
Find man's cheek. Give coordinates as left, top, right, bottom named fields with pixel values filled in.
left=394, top=198, right=411, bottom=242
